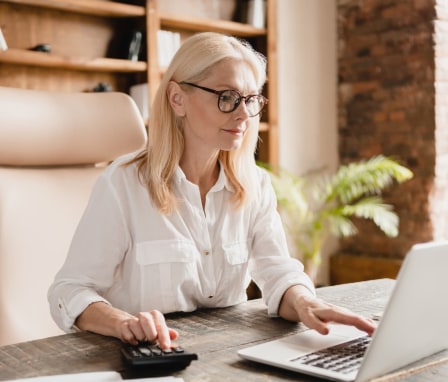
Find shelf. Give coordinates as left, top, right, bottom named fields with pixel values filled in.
left=160, top=13, right=267, bottom=37
left=0, top=49, right=147, bottom=73
left=1, top=0, right=145, bottom=17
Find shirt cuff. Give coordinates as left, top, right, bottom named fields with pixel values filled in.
left=58, top=290, right=110, bottom=332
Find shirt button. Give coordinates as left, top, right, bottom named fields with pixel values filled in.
left=203, top=250, right=210, bottom=256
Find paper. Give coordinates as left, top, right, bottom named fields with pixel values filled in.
left=3, top=371, right=183, bottom=382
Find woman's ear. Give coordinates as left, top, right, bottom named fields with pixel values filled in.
left=167, top=81, right=186, bottom=117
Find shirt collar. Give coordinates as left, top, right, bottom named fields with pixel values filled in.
left=174, top=162, right=234, bottom=193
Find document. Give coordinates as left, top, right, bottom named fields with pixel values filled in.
left=3, top=371, right=183, bottom=382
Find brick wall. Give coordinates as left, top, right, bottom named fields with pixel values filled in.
left=434, top=1, right=448, bottom=240
left=335, top=0, right=448, bottom=273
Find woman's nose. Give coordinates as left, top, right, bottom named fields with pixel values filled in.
left=234, top=100, right=251, bottom=119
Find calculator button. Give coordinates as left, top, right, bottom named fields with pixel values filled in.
left=149, top=345, right=162, bottom=356
left=138, top=347, right=152, bottom=356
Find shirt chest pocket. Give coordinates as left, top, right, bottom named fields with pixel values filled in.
left=136, top=240, right=196, bottom=265
left=136, top=240, right=198, bottom=313
left=218, top=242, right=250, bottom=297
left=223, top=242, right=249, bottom=265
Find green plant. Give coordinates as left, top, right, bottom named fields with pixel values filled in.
left=259, top=156, right=413, bottom=277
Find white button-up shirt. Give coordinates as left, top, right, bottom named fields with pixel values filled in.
left=48, top=154, right=315, bottom=332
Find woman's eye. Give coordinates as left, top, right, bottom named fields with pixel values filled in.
left=220, top=91, right=239, bottom=103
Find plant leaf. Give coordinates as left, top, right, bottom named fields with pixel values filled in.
left=339, top=197, right=399, bottom=237
left=326, top=155, right=413, bottom=205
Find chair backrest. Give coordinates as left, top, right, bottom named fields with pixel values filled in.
left=0, top=86, right=147, bottom=346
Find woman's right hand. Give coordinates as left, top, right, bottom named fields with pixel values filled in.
left=118, top=310, right=179, bottom=349
left=75, top=302, right=178, bottom=349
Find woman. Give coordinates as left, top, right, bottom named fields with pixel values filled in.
left=48, top=32, right=375, bottom=349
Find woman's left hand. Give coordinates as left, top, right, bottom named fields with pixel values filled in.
left=279, top=285, right=377, bottom=336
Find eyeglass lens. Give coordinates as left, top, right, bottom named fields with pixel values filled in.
left=218, top=90, right=266, bottom=116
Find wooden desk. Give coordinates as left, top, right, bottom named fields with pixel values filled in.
left=0, top=279, right=447, bottom=381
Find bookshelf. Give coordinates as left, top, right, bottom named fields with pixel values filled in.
left=0, top=0, right=278, bottom=164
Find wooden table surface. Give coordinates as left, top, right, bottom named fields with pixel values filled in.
left=0, top=279, right=447, bottom=381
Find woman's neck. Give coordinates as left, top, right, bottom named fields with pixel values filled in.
left=180, top=153, right=220, bottom=208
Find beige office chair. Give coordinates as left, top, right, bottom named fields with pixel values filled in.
left=0, top=86, right=147, bottom=346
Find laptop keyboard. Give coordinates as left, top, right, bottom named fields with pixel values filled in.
left=291, top=335, right=372, bottom=374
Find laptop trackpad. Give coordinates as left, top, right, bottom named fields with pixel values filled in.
left=281, top=324, right=367, bottom=353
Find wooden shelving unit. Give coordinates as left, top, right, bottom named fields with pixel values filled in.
left=0, top=48, right=147, bottom=72
left=0, top=0, right=278, bottom=164
left=0, top=0, right=145, bottom=17
left=159, top=13, right=266, bottom=37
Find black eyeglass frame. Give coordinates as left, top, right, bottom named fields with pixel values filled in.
left=180, top=81, right=268, bottom=117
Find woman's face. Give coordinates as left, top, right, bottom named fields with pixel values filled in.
left=180, top=58, right=259, bottom=155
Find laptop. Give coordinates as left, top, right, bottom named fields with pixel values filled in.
left=238, top=241, right=448, bottom=382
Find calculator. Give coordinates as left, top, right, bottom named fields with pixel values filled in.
left=121, top=342, right=198, bottom=373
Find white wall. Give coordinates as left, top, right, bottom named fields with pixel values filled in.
left=277, top=0, right=338, bottom=284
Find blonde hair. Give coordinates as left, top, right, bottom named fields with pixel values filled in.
left=131, top=32, right=267, bottom=214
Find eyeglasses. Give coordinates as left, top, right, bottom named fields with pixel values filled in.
left=180, top=82, right=268, bottom=117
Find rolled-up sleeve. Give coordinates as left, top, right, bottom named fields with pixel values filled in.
left=47, top=173, right=129, bottom=332
left=249, top=169, right=315, bottom=316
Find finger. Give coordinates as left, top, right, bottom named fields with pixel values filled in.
left=297, top=305, right=331, bottom=335
left=353, top=316, right=377, bottom=335
left=307, top=313, right=331, bottom=335
left=127, top=317, right=147, bottom=342
left=314, top=308, right=377, bottom=335
left=169, top=328, right=179, bottom=340
left=137, top=312, right=158, bottom=342
left=151, top=310, right=171, bottom=350
left=314, top=307, right=359, bottom=326
left=119, top=320, right=138, bottom=345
